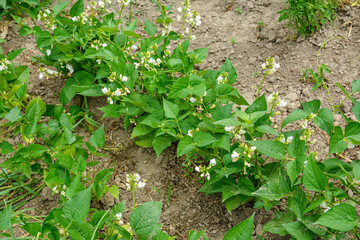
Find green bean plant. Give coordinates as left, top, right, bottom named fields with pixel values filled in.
left=278, top=0, right=340, bottom=35
left=0, top=0, right=51, bottom=20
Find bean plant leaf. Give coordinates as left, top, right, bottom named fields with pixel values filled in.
left=90, top=125, right=105, bottom=149
left=219, top=58, right=237, bottom=85
left=214, top=118, right=241, bottom=127
left=223, top=213, right=254, bottom=240
left=247, top=140, right=285, bottom=160
left=352, top=102, right=360, bottom=121
left=7, top=48, right=25, bottom=61
left=0, top=206, right=12, bottom=231
left=303, top=156, right=328, bottom=192
left=283, top=221, right=315, bottom=240
left=313, top=108, right=333, bottom=136
left=5, top=107, right=21, bottom=122
left=301, top=100, right=320, bottom=115
left=163, top=99, right=179, bottom=119
left=144, top=19, right=157, bottom=36
left=282, top=109, right=308, bottom=129
left=53, top=1, right=70, bottom=16
left=63, top=187, right=91, bottom=221
left=263, top=212, right=295, bottom=236
left=286, top=155, right=306, bottom=186
left=177, top=136, right=194, bottom=156
left=351, top=79, right=360, bottom=93
left=130, top=201, right=162, bottom=236
left=153, top=136, right=171, bottom=157
left=315, top=204, right=357, bottom=232
left=70, top=0, right=84, bottom=17
left=329, top=126, right=347, bottom=156
left=345, top=122, right=360, bottom=144
left=193, top=132, right=217, bottom=147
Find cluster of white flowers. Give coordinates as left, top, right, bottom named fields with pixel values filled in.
left=126, top=173, right=146, bottom=191
left=261, top=57, right=280, bottom=75
left=52, top=185, right=67, bottom=196
left=66, top=64, right=74, bottom=75
left=187, top=128, right=199, bottom=137
left=117, top=0, right=130, bottom=6
left=90, top=39, right=107, bottom=50
left=217, top=72, right=228, bottom=84
left=148, top=58, right=162, bottom=66
left=119, top=74, right=128, bottom=83
left=281, top=135, right=294, bottom=144
left=176, top=0, right=201, bottom=40
left=115, top=212, right=124, bottom=224
left=71, top=12, right=88, bottom=25
left=225, top=126, right=246, bottom=141
left=195, top=158, right=217, bottom=181
left=37, top=9, right=56, bottom=31
left=231, top=151, right=239, bottom=162
left=0, top=58, right=11, bottom=73
left=161, top=23, right=173, bottom=36
left=267, top=92, right=287, bottom=107
left=39, top=68, right=61, bottom=80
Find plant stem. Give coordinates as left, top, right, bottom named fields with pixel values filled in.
left=256, top=74, right=267, bottom=98
left=131, top=183, right=136, bottom=210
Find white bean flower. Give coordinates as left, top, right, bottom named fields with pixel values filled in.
left=46, top=49, right=51, bottom=56
left=209, top=158, right=216, bottom=166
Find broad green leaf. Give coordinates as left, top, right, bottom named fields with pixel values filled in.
left=214, top=118, right=241, bottom=127
left=36, top=31, right=53, bottom=48
left=282, top=109, right=308, bottom=129
left=288, top=189, right=307, bottom=218
left=67, top=220, right=94, bottom=240
left=316, top=204, right=357, bottom=232
left=193, top=132, right=217, bottom=147
left=263, top=212, right=295, bottom=236
left=123, top=31, right=141, bottom=38
left=219, top=58, right=237, bottom=85
left=168, top=58, right=183, bottom=70
left=5, top=107, right=21, bottom=122
left=245, top=94, right=267, bottom=114
left=65, top=175, right=85, bottom=199
left=345, top=122, right=360, bottom=144
left=144, top=18, right=157, bottom=36
left=287, top=134, right=307, bottom=158
left=352, top=102, right=360, bottom=121
left=303, top=156, right=328, bottom=192
left=177, top=136, right=194, bottom=156
left=25, top=99, right=42, bottom=123
left=90, top=125, right=105, bottom=148
left=283, top=221, right=315, bottom=240
left=313, top=108, right=333, bottom=136
left=0, top=206, right=12, bottom=231
left=70, top=0, right=84, bottom=17
left=223, top=213, right=254, bottom=240
left=247, top=140, right=285, bottom=160
left=53, top=28, right=71, bottom=41
left=351, top=79, right=360, bottom=92
left=252, top=180, right=283, bottom=201
left=53, top=1, right=70, bottom=16
left=131, top=124, right=154, bottom=138
left=153, top=135, right=171, bottom=157
left=25, top=97, right=46, bottom=121
left=286, top=155, right=306, bottom=186
left=301, top=100, right=320, bottom=115
left=163, top=99, right=179, bottom=119
left=7, top=48, right=25, bottom=61
left=188, top=229, right=207, bottom=240
left=255, top=125, right=278, bottom=136
left=329, top=126, right=347, bottom=156
left=63, top=187, right=91, bottom=221
left=130, top=201, right=162, bottom=236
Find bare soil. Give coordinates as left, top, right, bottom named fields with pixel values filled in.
left=2, top=0, right=360, bottom=239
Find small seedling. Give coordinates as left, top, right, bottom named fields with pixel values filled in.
left=230, top=37, right=237, bottom=45
left=257, top=21, right=265, bottom=31
left=235, top=7, right=242, bottom=14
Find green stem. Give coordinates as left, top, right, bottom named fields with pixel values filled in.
left=256, top=74, right=267, bottom=98
left=132, top=183, right=136, bottom=210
